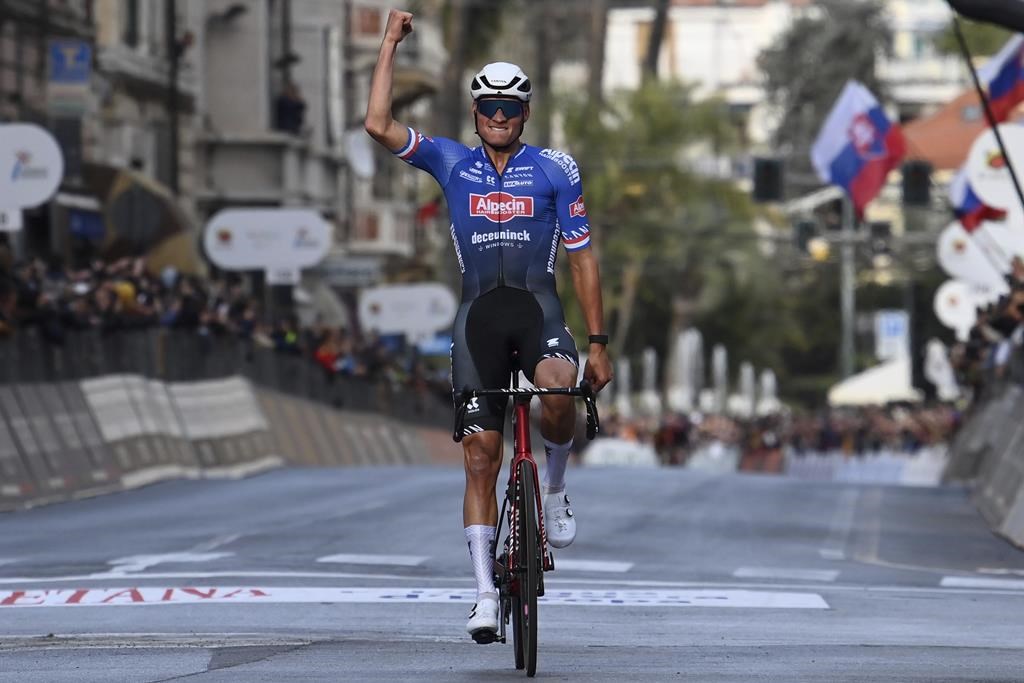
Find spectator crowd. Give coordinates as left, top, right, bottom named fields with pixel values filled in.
left=596, top=404, right=959, bottom=469
left=0, top=257, right=449, bottom=403
left=950, top=256, right=1024, bottom=398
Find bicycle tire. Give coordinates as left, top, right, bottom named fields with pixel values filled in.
left=517, top=459, right=539, bottom=676
left=511, top=592, right=525, bottom=669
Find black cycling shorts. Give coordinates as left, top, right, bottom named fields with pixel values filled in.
left=452, top=287, right=579, bottom=437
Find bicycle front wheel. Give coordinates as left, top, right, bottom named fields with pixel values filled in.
left=513, top=459, right=540, bottom=677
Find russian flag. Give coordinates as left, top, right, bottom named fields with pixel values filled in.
left=978, top=35, right=1024, bottom=122
left=949, top=166, right=1006, bottom=232
left=811, top=81, right=906, bottom=216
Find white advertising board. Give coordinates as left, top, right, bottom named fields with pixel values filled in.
left=204, top=208, right=332, bottom=271
left=874, top=310, right=909, bottom=361
left=0, top=123, right=65, bottom=209
left=358, top=283, right=457, bottom=339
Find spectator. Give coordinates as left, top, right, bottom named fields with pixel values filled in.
left=275, top=81, right=306, bottom=135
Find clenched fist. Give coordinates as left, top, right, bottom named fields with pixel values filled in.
left=384, top=9, right=413, bottom=43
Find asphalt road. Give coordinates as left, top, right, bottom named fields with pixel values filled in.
left=1, top=465, right=1023, bottom=682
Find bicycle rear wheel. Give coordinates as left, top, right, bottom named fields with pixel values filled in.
left=511, top=459, right=540, bottom=677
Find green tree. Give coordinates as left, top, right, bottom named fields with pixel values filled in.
left=757, top=0, right=892, bottom=197
left=560, top=81, right=776, bottom=372
left=933, top=18, right=1012, bottom=58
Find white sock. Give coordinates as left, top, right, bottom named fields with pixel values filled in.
left=542, top=437, right=573, bottom=493
left=465, top=525, right=497, bottom=599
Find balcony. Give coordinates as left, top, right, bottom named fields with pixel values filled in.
left=97, top=45, right=198, bottom=100
left=349, top=4, right=445, bottom=107
left=347, top=200, right=415, bottom=259
left=196, top=131, right=344, bottom=213
left=878, top=56, right=966, bottom=106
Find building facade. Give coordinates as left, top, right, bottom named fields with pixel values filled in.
left=0, top=0, right=97, bottom=261
left=602, top=0, right=968, bottom=141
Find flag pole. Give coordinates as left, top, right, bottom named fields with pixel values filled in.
left=840, top=194, right=856, bottom=379
left=952, top=16, right=1024, bottom=215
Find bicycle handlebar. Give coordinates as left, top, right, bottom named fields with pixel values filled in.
left=452, top=382, right=601, bottom=443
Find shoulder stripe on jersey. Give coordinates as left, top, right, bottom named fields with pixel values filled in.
left=395, top=127, right=420, bottom=159
left=564, top=234, right=591, bottom=250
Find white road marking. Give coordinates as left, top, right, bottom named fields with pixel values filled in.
left=977, top=567, right=1024, bottom=576
left=942, top=576, right=1024, bottom=590
left=0, top=633, right=313, bottom=651
left=316, top=554, right=427, bottom=567
left=191, top=535, right=241, bottom=553
left=555, top=559, right=633, bottom=573
left=0, top=559, right=19, bottom=567
left=733, top=567, right=839, bottom=582
left=820, top=489, right=859, bottom=560
left=4, top=570, right=1024, bottom=598
left=0, top=586, right=829, bottom=609
left=106, top=553, right=234, bottom=575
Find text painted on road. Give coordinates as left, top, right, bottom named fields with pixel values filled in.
left=0, top=587, right=829, bottom=609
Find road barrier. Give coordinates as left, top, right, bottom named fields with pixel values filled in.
left=784, top=447, right=947, bottom=486
left=0, top=329, right=454, bottom=511
left=945, top=377, right=1024, bottom=548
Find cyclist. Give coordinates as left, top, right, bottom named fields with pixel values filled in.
left=365, top=9, right=613, bottom=643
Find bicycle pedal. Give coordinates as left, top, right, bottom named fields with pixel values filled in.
left=471, top=628, right=499, bottom=645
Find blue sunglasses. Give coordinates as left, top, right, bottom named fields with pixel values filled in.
left=477, top=99, right=525, bottom=119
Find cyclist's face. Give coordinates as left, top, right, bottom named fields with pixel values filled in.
left=474, top=98, right=529, bottom=149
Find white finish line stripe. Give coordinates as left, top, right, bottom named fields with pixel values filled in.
left=733, top=567, right=839, bottom=582
left=0, top=586, right=828, bottom=609
left=555, top=560, right=633, bottom=573
left=316, top=554, right=427, bottom=567
left=942, top=576, right=1024, bottom=590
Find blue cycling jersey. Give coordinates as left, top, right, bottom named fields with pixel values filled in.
left=393, top=128, right=592, bottom=302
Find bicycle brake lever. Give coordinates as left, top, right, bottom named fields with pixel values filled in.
left=579, top=381, right=599, bottom=440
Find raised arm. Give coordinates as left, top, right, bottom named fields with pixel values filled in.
left=364, top=9, right=414, bottom=150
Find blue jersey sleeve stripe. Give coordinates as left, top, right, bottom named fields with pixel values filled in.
left=394, top=127, right=419, bottom=158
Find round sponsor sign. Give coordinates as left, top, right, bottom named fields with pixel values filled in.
left=933, top=279, right=1002, bottom=341
left=0, top=123, right=65, bottom=209
left=936, top=221, right=1009, bottom=292
left=965, top=123, right=1024, bottom=210
left=203, top=208, right=332, bottom=270
left=358, top=283, right=457, bottom=339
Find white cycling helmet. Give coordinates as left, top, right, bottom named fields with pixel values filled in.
left=470, top=62, right=532, bottom=102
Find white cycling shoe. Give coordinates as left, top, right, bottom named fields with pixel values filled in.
left=466, top=596, right=499, bottom=643
left=543, top=489, right=576, bottom=548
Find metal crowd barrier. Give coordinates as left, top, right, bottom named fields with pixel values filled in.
left=0, top=328, right=450, bottom=428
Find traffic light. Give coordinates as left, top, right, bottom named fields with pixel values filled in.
left=794, top=219, right=817, bottom=252
left=752, top=157, right=784, bottom=202
left=869, top=221, right=891, bottom=255
left=901, top=160, right=932, bottom=207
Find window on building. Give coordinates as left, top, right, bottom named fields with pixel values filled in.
left=354, top=212, right=379, bottom=242
left=122, top=0, right=140, bottom=48
left=352, top=6, right=382, bottom=37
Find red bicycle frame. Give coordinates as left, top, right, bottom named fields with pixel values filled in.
left=509, top=397, right=554, bottom=573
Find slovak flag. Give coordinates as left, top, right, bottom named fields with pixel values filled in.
left=811, top=80, right=907, bottom=216
left=949, top=166, right=1006, bottom=232
left=978, top=34, right=1024, bottom=122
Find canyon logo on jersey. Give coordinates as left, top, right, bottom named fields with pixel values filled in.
left=469, top=192, right=535, bottom=223
left=569, top=195, right=587, bottom=218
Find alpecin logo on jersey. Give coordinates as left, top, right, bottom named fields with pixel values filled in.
left=469, top=192, right=535, bottom=223
left=569, top=195, right=587, bottom=218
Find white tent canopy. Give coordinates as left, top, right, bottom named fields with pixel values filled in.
left=827, top=357, right=922, bottom=406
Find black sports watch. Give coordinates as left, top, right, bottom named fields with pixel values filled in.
left=588, top=334, right=609, bottom=346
